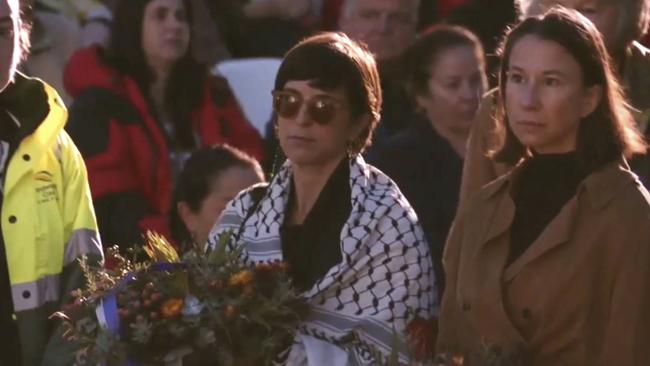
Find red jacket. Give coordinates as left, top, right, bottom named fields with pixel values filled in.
left=64, top=46, right=264, bottom=248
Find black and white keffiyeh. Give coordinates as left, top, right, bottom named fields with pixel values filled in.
left=207, top=156, right=438, bottom=364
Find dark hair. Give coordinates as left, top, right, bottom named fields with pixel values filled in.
left=493, top=7, right=647, bottom=170
left=106, top=0, right=205, bottom=149
left=404, top=24, right=486, bottom=99
left=274, top=32, right=382, bottom=155
left=170, top=144, right=263, bottom=248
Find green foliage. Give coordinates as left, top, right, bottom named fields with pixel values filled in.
left=52, top=231, right=308, bottom=365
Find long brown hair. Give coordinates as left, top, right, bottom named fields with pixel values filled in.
left=493, top=7, right=647, bottom=171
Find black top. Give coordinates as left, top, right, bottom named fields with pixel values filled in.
left=368, top=119, right=463, bottom=296
left=508, top=152, right=590, bottom=264
left=281, top=159, right=350, bottom=292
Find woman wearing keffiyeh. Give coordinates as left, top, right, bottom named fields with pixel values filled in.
left=207, top=32, right=438, bottom=365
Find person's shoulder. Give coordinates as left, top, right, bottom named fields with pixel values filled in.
left=362, top=163, right=418, bottom=215
left=591, top=165, right=650, bottom=247
left=65, top=45, right=123, bottom=97
left=605, top=171, right=650, bottom=217
left=582, top=160, right=650, bottom=222
left=68, top=86, right=142, bottom=129
left=368, top=124, right=419, bottom=163
left=228, top=182, right=270, bottom=214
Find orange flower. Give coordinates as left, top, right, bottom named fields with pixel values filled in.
left=160, top=298, right=184, bottom=318
left=229, top=270, right=253, bottom=287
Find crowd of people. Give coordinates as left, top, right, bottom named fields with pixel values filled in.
left=0, top=0, right=649, bottom=365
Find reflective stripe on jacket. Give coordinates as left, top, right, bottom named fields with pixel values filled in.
left=2, top=74, right=103, bottom=366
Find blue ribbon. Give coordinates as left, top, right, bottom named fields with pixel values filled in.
left=97, top=262, right=187, bottom=365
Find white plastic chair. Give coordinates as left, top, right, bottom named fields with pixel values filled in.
left=213, top=58, right=282, bottom=137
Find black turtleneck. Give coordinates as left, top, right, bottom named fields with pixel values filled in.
left=508, top=152, right=590, bottom=264
left=281, top=159, right=350, bottom=292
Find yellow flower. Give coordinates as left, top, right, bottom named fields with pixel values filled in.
left=229, top=270, right=253, bottom=287
left=143, top=231, right=180, bottom=263
left=160, top=298, right=184, bottom=318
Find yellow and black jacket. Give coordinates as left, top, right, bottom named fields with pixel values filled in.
left=0, top=73, right=103, bottom=366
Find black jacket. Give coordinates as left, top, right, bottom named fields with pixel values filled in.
left=368, top=119, right=463, bottom=296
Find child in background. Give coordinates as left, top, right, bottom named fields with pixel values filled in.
left=170, top=145, right=264, bottom=252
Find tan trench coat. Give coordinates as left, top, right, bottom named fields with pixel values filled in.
left=437, top=159, right=650, bottom=365
left=458, top=41, right=650, bottom=209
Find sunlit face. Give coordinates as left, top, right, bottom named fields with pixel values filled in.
left=276, top=80, right=366, bottom=167
left=0, top=0, right=19, bottom=92
left=527, top=0, right=622, bottom=51
left=339, top=0, right=418, bottom=61
left=141, top=0, right=190, bottom=71
left=505, top=35, right=601, bottom=154
left=416, top=45, right=486, bottom=136
left=182, top=165, right=263, bottom=246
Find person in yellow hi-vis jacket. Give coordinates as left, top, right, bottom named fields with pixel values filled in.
left=0, top=0, right=103, bottom=365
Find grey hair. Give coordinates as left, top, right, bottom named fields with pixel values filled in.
left=515, top=0, right=650, bottom=47
left=340, top=0, right=420, bottom=20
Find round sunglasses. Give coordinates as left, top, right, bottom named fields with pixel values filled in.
left=271, top=90, right=347, bottom=125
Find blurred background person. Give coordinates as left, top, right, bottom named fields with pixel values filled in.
left=459, top=0, right=650, bottom=207
left=205, top=0, right=318, bottom=58
left=209, top=33, right=435, bottom=364
left=338, top=0, right=421, bottom=151
left=445, top=0, right=517, bottom=87
left=170, top=144, right=264, bottom=252
left=438, top=8, right=650, bottom=364
left=369, top=24, right=487, bottom=297
left=338, top=0, right=419, bottom=62
left=65, top=0, right=264, bottom=252
left=19, top=0, right=113, bottom=104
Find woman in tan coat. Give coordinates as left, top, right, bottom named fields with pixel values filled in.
left=437, top=8, right=650, bottom=365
